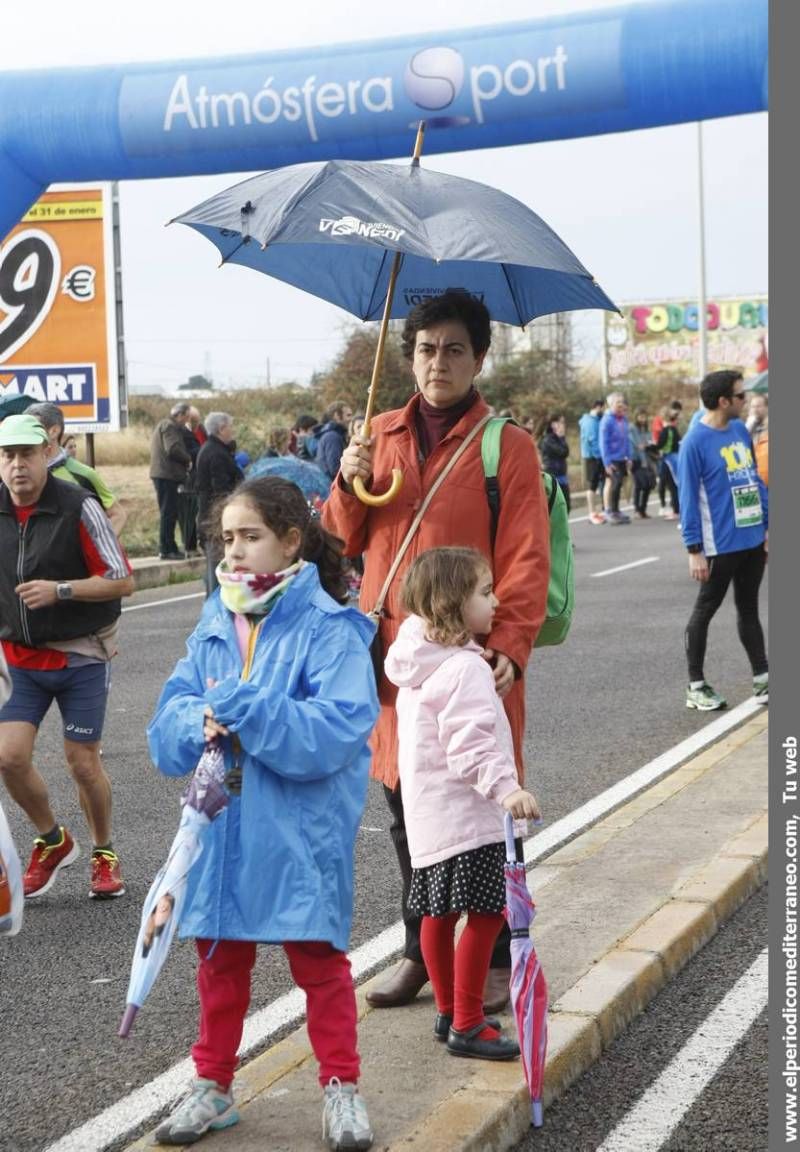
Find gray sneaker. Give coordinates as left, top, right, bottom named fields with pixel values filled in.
left=155, top=1079, right=238, bottom=1145
left=753, top=676, right=769, bottom=705
left=322, top=1078, right=373, bottom=1151
left=686, top=683, right=727, bottom=711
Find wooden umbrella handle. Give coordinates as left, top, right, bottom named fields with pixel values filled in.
left=353, top=123, right=425, bottom=508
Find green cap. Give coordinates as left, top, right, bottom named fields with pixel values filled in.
left=0, top=413, right=49, bottom=447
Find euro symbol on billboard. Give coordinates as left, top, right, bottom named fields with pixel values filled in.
left=62, top=265, right=96, bottom=302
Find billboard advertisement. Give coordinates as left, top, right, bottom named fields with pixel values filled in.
left=604, top=296, right=768, bottom=386
left=0, top=184, right=121, bottom=432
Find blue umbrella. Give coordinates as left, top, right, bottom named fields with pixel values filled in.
left=174, top=123, right=617, bottom=506
left=172, top=143, right=616, bottom=328
left=119, top=744, right=229, bottom=1037
left=247, top=454, right=331, bottom=501
left=0, top=394, right=36, bottom=422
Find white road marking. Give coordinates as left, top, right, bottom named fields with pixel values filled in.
left=591, top=556, right=660, bottom=578
left=43, top=698, right=759, bottom=1152
left=523, top=696, right=759, bottom=866
left=597, top=948, right=768, bottom=1152
left=43, top=922, right=405, bottom=1152
left=122, top=591, right=205, bottom=613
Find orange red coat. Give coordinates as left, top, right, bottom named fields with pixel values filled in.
left=323, top=393, right=550, bottom=790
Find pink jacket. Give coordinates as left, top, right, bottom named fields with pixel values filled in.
left=384, top=615, right=520, bottom=869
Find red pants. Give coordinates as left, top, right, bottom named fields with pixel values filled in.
left=192, top=939, right=360, bottom=1090
left=420, top=912, right=506, bottom=1033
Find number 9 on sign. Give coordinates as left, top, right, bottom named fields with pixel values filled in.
left=0, top=230, right=61, bottom=362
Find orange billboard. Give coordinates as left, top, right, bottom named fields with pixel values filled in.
left=0, top=185, right=121, bottom=431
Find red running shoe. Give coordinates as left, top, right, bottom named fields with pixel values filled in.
left=23, top=827, right=80, bottom=898
left=90, top=850, right=125, bottom=899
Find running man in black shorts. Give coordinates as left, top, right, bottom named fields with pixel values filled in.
left=0, top=415, right=135, bottom=899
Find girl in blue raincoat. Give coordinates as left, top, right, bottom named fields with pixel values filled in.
left=147, top=476, right=378, bottom=1151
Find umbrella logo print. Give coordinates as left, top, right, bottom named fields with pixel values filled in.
left=319, top=216, right=405, bottom=242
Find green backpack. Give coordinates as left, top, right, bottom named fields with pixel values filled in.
left=480, top=417, right=574, bottom=647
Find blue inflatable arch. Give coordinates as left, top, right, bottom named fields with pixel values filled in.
left=0, top=0, right=767, bottom=239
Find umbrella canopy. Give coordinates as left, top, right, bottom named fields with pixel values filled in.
left=247, top=454, right=331, bottom=501
left=504, top=813, right=548, bottom=1127
left=747, top=369, right=768, bottom=395
left=172, top=157, right=618, bottom=327
left=119, top=744, right=229, bottom=1037
left=0, top=394, right=36, bottom=422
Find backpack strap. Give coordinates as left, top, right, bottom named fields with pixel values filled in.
left=481, top=417, right=514, bottom=549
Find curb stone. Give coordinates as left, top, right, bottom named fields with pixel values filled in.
left=123, top=719, right=767, bottom=1152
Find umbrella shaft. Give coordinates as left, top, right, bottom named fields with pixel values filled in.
left=364, top=249, right=402, bottom=436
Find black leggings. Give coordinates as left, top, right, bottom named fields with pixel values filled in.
left=685, top=545, right=768, bottom=682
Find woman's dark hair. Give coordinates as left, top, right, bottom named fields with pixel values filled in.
left=700, top=369, right=744, bottom=411
left=293, top=413, right=318, bottom=432
left=541, top=412, right=564, bottom=437
left=210, top=477, right=349, bottom=603
left=401, top=289, right=492, bottom=360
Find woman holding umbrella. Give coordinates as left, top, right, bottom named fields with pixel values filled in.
left=323, top=290, right=550, bottom=1014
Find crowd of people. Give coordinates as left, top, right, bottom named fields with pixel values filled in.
left=0, top=290, right=769, bottom=1151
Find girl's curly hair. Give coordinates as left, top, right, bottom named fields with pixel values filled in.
left=400, top=546, right=491, bottom=647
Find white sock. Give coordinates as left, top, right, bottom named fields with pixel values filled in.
left=753, top=673, right=768, bottom=685
left=690, top=680, right=706, bottom=690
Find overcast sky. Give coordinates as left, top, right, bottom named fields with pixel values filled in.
left=2, top=0, right=767, bottom=393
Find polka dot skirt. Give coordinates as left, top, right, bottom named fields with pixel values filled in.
left=409, top=842, right=506, bottom=917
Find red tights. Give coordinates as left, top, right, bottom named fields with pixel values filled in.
left=192, top=938, right=360, bottom=1090
left=420, top=911, right=505, bottom=1035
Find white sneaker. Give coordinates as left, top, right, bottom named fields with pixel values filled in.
left=322, top=1078, right=373, bottom=1151
left=155, top=1079, right=238, bottom=1145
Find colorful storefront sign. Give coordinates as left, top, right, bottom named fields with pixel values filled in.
left=0, top=185, right=121, bottom=432
left=604, top=296, right=768, bottom=385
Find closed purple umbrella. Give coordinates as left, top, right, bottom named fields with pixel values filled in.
left=119, top=743, right=229, bottom=1037
left=504, top=812, right=548, bottom=1127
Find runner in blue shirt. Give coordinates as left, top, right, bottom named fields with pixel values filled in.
left=678, top=370, right=768, bottom=711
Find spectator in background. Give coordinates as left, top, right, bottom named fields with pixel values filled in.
left=195, top=412, right=244, bottom=595
left=656, top=408, right=681, bottom=521
left=178, top=412, right=202, bottom=556
left=629, top=407, right=657, bottom=519
left=291, top=414, right=320, bottom=460
left=538, top=413, right=571, bottom=512
left=579, top=399, right=605, bottom=525
left=348, top=413, right=366, bottom=444
left=316, top=401, right=354, bottom=480
left=746, top=392, right=768, bottom=445
left=653, top=400, right=683, bottom=517
left=599, top=392, right=631, bottom=525
left=26, top=402, right=127, bottom=538
left=63, top=434, right=78, bottom=458
left=188, top=407, right=207, bottom=447
left=149, top=402, right=193, bottom=561
left=746, top=391, right=768, bottom=488
left=265, top=427, right=292, bottom=458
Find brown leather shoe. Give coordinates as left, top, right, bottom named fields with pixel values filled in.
left=482, top=967, right=511, bottom=1014
left=365, top=959, right=428, bottom=1008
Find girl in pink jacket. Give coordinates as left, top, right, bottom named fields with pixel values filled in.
left=384, top=547, right=540, bottom=1062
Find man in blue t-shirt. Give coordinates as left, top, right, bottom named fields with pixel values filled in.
left=579, top=399, right=605, bottom=524
left=678, top=370, right=768, bottom=711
